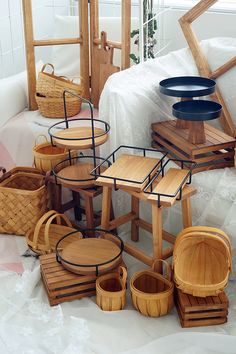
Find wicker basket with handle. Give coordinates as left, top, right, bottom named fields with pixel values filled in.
left=96, top=266, right=127, bottom=311
left=0, top=167, right=48, bottom=236
left=173, top=226, right=232, bottom=297
left=36, top=94, right=82, bottom=119
left=130, top=260, right=174, bottom=317
left=36, top=63, right=83, bottom=98
left=33, top=135, right=77, bottom=173
left=26, top=210, right=82, bottom=255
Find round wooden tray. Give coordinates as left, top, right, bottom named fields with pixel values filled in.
left=172, top=100, right=222, bottom=121
left=159, top=76, right=216, bottom=98
left=56, top=231, right=124, bottom=276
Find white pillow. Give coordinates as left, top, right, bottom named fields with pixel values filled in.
left=0, top=60, right=44, bottom=128
left=51, top=15, right=139, bottom=78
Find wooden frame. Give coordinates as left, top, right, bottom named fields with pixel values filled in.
left=22, top=0, right=90, bottom=110
left=179, top=0, right=236, bottom=137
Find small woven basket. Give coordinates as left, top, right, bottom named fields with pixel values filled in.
left=26, top=210, right=81, bottom=254
left=36, top=63, right=83, bottom=98
left=33, top=135, right=77, bottom=173
left=36, top=94, right=82, bottom=118
left=130, top=260, right=174, bottom=317
left=173, top=226, right=232, bottom=297
left=0, top=167, right=48, bottom=236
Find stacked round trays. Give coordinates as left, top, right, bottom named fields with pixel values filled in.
left=159, top=76, right=222, bottom=144
left=48, top=90, right=111, bottom=188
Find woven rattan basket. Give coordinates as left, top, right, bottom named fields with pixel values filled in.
left=0, top=167, right=48, bottom=236
left=130, top=260, right=174, bottom=317
left=36, top=63, right=83, bottom=98
left=36, top=94, right=81, bottom=118
left=26, top=210, right=82, bottom=254
left=33, top=135, right=77, bottom=173
left=173, top=226, right=232, bottom=297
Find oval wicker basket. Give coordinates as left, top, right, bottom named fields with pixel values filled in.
left=130, top=260, right=174, bottom=317
left=33, top=135, right=77, bottom=173
left=36, top=94, right=82, bottom=118
left=36, top=63, right=83, bottom=98
left=96, top=266, right=127, bottom=311
left=173, top=226, right=232, bottom=297
left=26, top=210, right=82, bottom=255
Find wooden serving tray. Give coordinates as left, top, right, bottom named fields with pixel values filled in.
left=52, top=127, right=108, bottom=150
left=96, top=154, right=160, bottom=192
left=58, top=237, right=122, bottom=275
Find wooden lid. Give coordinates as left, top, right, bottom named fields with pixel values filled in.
left=52, top=127, right=108, bottom=150
left=60, top=238, right=122, bottom=275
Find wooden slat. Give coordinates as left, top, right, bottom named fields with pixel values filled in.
left=33, top=38, right=82, bottom=46
left=109, top=212, right=137, bottom=230
left=124, top=242, right=153, bottom=266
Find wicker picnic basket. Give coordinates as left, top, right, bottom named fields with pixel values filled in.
left=130, top=260, right=174, bottom=317
left=96, top=266, right=127, bottom=311
left=26, top=210, right=82, bottom=255
left=33, top=135, right=77, bottom=173
left=0, top=167, right=48, bottom=236
left=173, top=226, right=232, bottom=297
left=36, top=63, right=83, bottom=118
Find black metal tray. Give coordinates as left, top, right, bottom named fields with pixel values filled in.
left=159, top=76, right=216, bottom=98
left=172, top=100, right=222, bottom=121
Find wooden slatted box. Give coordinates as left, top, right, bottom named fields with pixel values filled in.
left=176, top=288, right=228, bottom=328
left=152, top=120, right=235, bottom=174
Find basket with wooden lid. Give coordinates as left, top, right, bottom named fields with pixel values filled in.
left=173, top=226, right=232, bottom=297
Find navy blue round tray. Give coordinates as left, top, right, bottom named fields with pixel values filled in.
left=172, top=100, right=222, bottom=121
left=159, top=76, right=216, bottom=98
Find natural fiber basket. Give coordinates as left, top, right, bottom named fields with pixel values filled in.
left=130, top=260, right=174, bottom=317
left=26, top=210, right=82, bottom=254
left=36, top=63, right=83, bottom=98
left=96, top=266, right=127, bottom=311
left=0, top=167, right=48, bottom=236
left=33, top=135, right=77, bottom=173
left=173, top=226, right=232, bottom=297
left=36, top=94, right=81, bottom=118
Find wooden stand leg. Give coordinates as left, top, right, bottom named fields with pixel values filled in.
left=131, top=195, right=139, bottom=242
left=101, top=187, right=112, bottom=230
left=84, top=195, right=94, bottom=229
left=72, top=191, right=82, bottom=221
left=182, top=197, right=192, bottom=228
left=188, top=121, right=206, bottom=144
left=176, top=119, right=189, bottom=129
left=51, top=183, right=63, bottom=213
left=152, top=204, right=163, bottom=273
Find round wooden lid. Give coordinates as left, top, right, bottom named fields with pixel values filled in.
left=52, top=127, right=108, bottom=150
left=60, top=238, right=122, bottom=275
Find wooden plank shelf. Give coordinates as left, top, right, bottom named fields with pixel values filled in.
left=152, top=120, right=235, bottom=173
left=176, top=288, right=228, bottom=328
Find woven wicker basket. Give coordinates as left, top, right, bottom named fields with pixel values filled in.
left=36, top=63, right=83, bottom=98
left=173, top=226, right=232, bottom=297
left=0, top=167, right=48, bottom=236
left=26, top=210, right=82, bottom=254
left=33, top=135, right=77, bottom=173
left=130, top=260, right=174, bottom=317
left=36, top=94, right=81, bottom=118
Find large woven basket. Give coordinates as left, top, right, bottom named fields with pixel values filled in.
left=173, top=226, right=232, bottom=297
left=33, top=135, right=77, bottom=173
left=0, top=167, right=48, bottom=236
left=36, top=63, right=83, bottom=98
left=130, top=260, right=174, bottom=317
left=26, top=210, right=82, bottom=254
left=36, top=94, right=81, bottom=118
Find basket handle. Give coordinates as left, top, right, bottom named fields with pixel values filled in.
left=152, top=259, right=172, bottom=281
left=35, top=134, right=48, bottom=146
left=119, top=266, right=127, bottom=289
left=41, top=63, right=54, bottom=74
left=32, top=210, right=58, bottom=248
left=44, top=212, right=73, bottom=251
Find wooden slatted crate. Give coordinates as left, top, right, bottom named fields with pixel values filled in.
left=176, top=288, right=228, bottom=328
left=152, top=120, right=235, bottom=173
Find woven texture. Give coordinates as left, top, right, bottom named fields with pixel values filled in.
left=0, top=168, right=48, bottom=236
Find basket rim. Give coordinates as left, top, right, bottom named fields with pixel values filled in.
left=0, top=172, right=45, bottom=193
left=33, top=143, right=77, bottom=157
left=35, top=94, right=81, bottom=102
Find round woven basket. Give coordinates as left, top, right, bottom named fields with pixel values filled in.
left=130, top=260, right=174, bottom=317
left=36, top=95, right=82, bottom=118
left=26, top=210, right=82, bottom=255
left=173, top=226, right=232, bottom=297
left=33, top=135, right=77, bottom=173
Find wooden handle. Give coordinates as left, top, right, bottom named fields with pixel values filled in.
left=152, top=259, right=172, bottom=281
left=44, top=213, right=73, bottom=251
left=58, top=75, right=72, bottom=82
left=119, top=266, right=127, bottom=289
left=41, top=63, right=54, bottom=74
left=35, top=134, right=48, bottom=146
left=32, top=210, right=58, bottom=248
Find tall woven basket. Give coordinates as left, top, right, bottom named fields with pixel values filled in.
left=0, top=167, right=48, bottom=236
